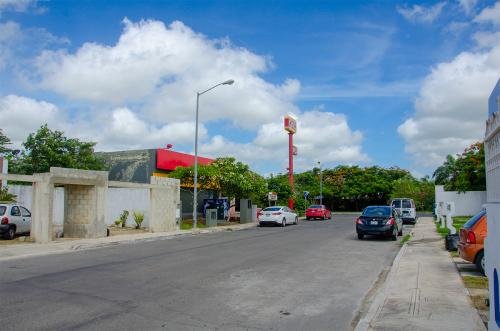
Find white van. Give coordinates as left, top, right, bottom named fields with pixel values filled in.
left=390, top=198, right=417, bottom=224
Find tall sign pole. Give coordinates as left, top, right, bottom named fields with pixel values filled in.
left=284, top=115, right=297, bottom=209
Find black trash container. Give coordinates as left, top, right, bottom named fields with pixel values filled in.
left=445, top=234, right=459, bottom=251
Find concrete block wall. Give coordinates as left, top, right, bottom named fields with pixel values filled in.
left=64, top=185, right=98, bottom=238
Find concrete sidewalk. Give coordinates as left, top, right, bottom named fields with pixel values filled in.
left=0, top=222, right=257, bottom=262
left=356, top=217, right=486, bottom=331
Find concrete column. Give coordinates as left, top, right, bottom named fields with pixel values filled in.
left=31, top=173, right=53, bottom=243
left=149, top=176, right=180, bottom=232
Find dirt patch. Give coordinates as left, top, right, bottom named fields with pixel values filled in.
left=0, top=236, right=34, bottom=245
left=108, top=226, right=148, bottom=236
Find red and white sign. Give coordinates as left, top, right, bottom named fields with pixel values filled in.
left=284, top=115, right=297, bottom=134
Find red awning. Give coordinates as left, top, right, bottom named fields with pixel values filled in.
left=156, top=149, right=214, bottom=171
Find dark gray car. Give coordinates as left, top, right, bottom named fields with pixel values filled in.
left=355, top=205, right=403, bottom=240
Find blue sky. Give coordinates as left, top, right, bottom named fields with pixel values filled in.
left=0, top=0, right=499, bottom=177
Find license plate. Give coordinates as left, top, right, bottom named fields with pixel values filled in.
left=370, top=221, right=378, bottom=225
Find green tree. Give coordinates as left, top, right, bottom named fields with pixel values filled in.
left=432, top=142, right=485, bottom=192
left=0, top=129, right=11, bottom=154
left=9, top=124, right=105, bottom=174
left=390, top=177, right=435, bottom=211
left=169, top=157, right=267, bottom=204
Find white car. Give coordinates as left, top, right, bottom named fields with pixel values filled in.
left=0, top=203, right=32, bottom=240
left=258, top=206, right=298, bottom=227
left=390, top=198, right=417, bottom=224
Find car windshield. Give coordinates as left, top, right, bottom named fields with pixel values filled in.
left=391, top=200, right=401, bottom=208
left=263, top=207, right=282, bottom=212
left=463, top=210, right=486, bottom=229
left=309, top=205, right=323, bottom=209
left=0, top=206, right=5, bottom=216
left=363, top=206, right=391, bottom=217
left=402, top=200, right=412, bottom=208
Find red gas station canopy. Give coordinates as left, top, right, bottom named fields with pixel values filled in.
left=156, top=149, right=214, bottom=171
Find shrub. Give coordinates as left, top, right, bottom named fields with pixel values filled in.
left=117, top=210, right=129, bottom=228
left=132, top=211, right=145, bottom=229
left=0, top=187, right=16, bottom=202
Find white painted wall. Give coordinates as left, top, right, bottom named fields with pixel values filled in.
left=7, top=185, right=150, bottom=229
left=107, top=188, right=150, bottom=228
left=434, top=185, right=486, bottom=216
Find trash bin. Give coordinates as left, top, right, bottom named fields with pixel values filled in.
left=445, top=234, right=459, bottom=251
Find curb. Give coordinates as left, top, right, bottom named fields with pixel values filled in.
left=0, top=222, right=258, bottom=262
left=353, top=241, right=409, bottom=331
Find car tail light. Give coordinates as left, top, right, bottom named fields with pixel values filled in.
left=356, top=217, right=363, bottom=224
left=272, top=212, right=282, bottom=215
left=257, top=212, right=263, bottom=220
left=386, top=217, right=395, bottom=225
left=466, top=230, right=476, bottom=244
left=1, top=217, right=8, bottom=225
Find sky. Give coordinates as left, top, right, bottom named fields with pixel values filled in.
left=0, top=0, right=499, bottom=177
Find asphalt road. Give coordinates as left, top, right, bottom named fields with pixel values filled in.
left=0, top=214, right=409, bottom=331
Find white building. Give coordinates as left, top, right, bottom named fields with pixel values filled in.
left=485, top=79, right=500, bottom=330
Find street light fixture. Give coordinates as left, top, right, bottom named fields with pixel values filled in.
left=192, top=79, right=234, bottom=230
left=318, top=161, right=323, bottom=205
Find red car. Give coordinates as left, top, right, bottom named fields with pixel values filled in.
left=306, top=205, right=331, bottom=220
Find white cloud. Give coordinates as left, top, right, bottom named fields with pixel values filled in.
left=0, top=20, right=68, bottom=72
left=96, top=107, right=207, bottom=151
left=397, top=2, right=446, bottom=24
left=34, top=19, right=300, bottom=129
left=458, top=0, right=478, bottom=15
left=473, top=30, right=500, bottom=48
left=0, top=94, right=60, bottom=147
left=474, top=1, right=500, bottom=25
left=0, top=0, right=34, bottom=14
left=201, top=110, right=368, bottom=173
left=397, top=47, right=500, bottom=167
left=4, top=19, right=369, bottom=174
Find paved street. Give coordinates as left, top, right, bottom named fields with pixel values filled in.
left=0, top=214, right=407, bottom=331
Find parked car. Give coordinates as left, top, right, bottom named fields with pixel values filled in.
left=458, top=210, right=487, bottom=275
left=258, top=206, right=298, bottom=227
left=356, top=205, right=403, bottom=240
left=305, top=205, right=331, bottom=220
left=390, top=198, right=417, bottom=224
left=0, top=203, right=32, bottom=240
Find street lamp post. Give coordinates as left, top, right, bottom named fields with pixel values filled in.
left=318, top=161, right=323, bottom=205
left=193, top=79, right=234, bottom=230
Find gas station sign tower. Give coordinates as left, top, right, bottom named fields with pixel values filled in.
left=284, top=115, right=297, bottom=209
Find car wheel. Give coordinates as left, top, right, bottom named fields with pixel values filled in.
left=357, top=233, right=364, bottom=240
left=259, top=222, right=264, bottom=227
left=391, top=228, right=397, bottom=241
left=294, top=217, right=298, bottom=225
left=398, top=227, right=403, bottom=236
left=281, top=218, right=286, bottom=227
left=306, top=217, right=310, bottom=221
left=476, top=251, right=485, bottom=275
left=4, top=226, right=15, bottom=240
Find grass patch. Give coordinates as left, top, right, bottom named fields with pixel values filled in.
left=435, top=215, right=472, bottom=237
left=463, top=276, right=489, bottom=289
left=400, top=234, right=411, bottom=245
left=180, top=219, right=207, bottom=230
left=450, top=251, right=459, bottom=257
